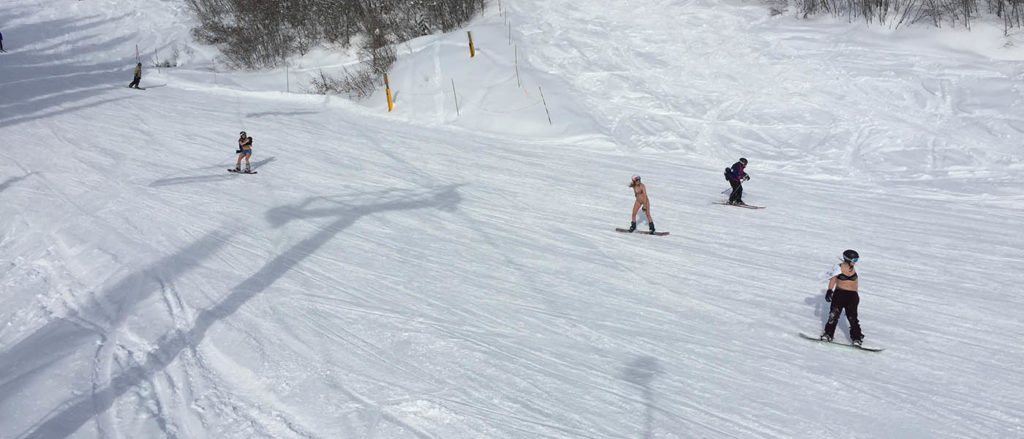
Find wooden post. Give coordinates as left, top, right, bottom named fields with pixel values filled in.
left=467, top=31, right=476, bottom=58
left=384, top=73, right=394, bottom=112
left=539, top=86, right=552, bottom=125
left=451, top=79, right=460, bottom=117
left=515, top=44, right=521, bottom=88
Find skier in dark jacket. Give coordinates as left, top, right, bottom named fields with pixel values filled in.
left=723, top=157, right=749, bottom=205
left=128, top=63, right=142, bottom=88
left=0, top=31, right=5, bottom=52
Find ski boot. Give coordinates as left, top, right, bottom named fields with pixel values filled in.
left=648, top=222, right=656, bottom=234
left=244, top=165, right=251, bottom=173
left=628, top=221, right=637, bottom=233
left=234, top=165, right=241, bottom=172
left=819, top=333, right=833, bottom=342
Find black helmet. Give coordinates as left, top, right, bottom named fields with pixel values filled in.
left=843, top=249, right=859, bottom=262
left=739, top=158, right=748, bottom=165
left=239, top=131, right=247, bottom=137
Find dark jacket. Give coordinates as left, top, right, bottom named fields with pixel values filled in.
left=725, top=161, right=747, bottom=181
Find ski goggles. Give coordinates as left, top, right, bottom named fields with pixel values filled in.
left=851, top=258, right=858, bottom=263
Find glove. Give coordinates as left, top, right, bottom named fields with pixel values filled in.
left=742, top=174, right=750, bottom=182
left=825, top=289, right=833, bottom=302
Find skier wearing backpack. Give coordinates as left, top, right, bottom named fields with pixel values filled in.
left=723, top=157, right=749, bottom=205
left=820, top=249, right=865, bottom=346
left=627, top=175, right=655, bottom=234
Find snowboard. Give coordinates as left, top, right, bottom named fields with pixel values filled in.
left=714, top=201, right=765, bottom=209
left=228, top=169, right=258, bottom=174
left=615, top=228, right=669, bottom=236
left=799, top=333, right=883, bottom=352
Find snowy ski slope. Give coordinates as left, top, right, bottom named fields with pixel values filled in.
left=1, top=0, right=1023, bottom=437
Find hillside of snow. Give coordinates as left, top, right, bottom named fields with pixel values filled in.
left=1, top=0, right=1023, bottom=438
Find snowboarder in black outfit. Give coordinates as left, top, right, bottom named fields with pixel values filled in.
left=235, top=131, right=253, bottom=172
left=128, top=63, right=142, bottom=88
left=723, top=158, right=749, bottom=205
left=0, top=31, right=5, bottom=52
left=820, top=249, right=864, bottom=345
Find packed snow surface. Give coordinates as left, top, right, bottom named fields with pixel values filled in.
left=1, top=0, right=1023, bottom=437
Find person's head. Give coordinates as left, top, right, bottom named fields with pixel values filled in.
left=239, top=131, right=247, bottom=138
left=630, top=175, right=641, bottom=187
left=739, top=158, right=748, bottom=166
left=137, top=62, right=142, bottom=67
left=842, top=249, right=859, bottom=264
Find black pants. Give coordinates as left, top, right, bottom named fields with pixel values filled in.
left=728, top=180, right=743, bottom=204
left=128, top=76, right=141, bottom=88
left=824, top=289, right=862, bottom=341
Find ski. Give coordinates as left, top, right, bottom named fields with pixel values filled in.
left=127, top=87, right=147, bottom=90
left=713, top=201, right=764, bottom=209
left=799, top=333, right=883, bottom=352
left=228, top=169, right=258, bottom=174
left=614, top=228, right=669, bottom=236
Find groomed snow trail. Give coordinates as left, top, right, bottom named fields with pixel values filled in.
left=1, top=0, right=1023, bottom=438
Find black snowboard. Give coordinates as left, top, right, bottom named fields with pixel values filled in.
left=615, top=228, right=669, bottom=236
left=799, top=333, right=883, bottom=352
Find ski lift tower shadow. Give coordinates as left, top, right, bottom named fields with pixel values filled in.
left=623, top=356, right=663, bottom=439
left=18, top=184, right=464, bottom=439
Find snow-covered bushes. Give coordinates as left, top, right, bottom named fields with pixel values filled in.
left=186, top=0, right=486, bottom=69
left=794, top=0, right=1024, bottom=31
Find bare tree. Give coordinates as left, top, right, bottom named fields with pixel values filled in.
left=794, top=0, right=1023, bottom=32
left=188, top=0, right=486, bottom=69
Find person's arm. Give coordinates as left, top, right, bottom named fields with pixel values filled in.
left=825, top=264, right=840, bottom=301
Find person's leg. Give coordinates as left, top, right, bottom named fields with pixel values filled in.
left=642, top=203, right=654, bottom=232
left=235, top=153, right=243, bottom=170
left=244, top=152, right=251, bottom=171
left=845, top=292, right=862, bottom=341
left=735, top=182, right=744, bottom=204
left=823, top=297, right=844, bottom=340
left=629, top=201, right=641, bottom=231
left=728, top=180, right=741, bottom=203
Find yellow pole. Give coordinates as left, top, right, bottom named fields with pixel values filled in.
left=467, top=31, right=476, bottom=58
left=384, top=73, right=393, bottom=112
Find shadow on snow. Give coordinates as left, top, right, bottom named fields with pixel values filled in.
left=14, top=184, right=463, bottom=439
